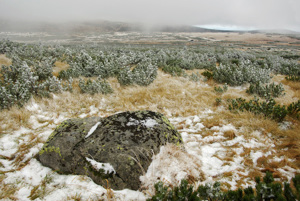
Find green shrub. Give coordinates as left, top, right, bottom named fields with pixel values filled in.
left=202, top=70, right=214, bottom=80
left=215, top=97, right=222, bottom=106
left=149, top=172, right=300, bottom=201
left=287, top=100, right=300, bottom=119
left=228, top=97, right=299, bottom=122
left=214, top=84, right=228, bottom=94
left=246, top=82, right=285, bottom=99
left=285, top=75, right=300, bottom=82
left=162, top=65, right=185, bottom=76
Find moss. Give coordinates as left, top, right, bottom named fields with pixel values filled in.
left=161, top=115, right=175, bottom=130
left=39, top=146, right=62, bottom=158
left=128, top=157, right=135, bottom=166
left=117, top=146, right=124, bottom=150
left=45, top=120, right=71, bottom=143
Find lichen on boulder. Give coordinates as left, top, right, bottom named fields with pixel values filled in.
left=37, top=110, right=182, bottom=190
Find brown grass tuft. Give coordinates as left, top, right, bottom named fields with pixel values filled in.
left=257, top=156, right=270, bottom=168
left=0, top=105, right=32, bottom=132
left=248, top=170, right=263, bottom=181
left=223, top=130, right=236, bottom=140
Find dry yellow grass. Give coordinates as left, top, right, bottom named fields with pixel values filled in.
left=0, top=69, right=299, bottom=174
left=0, top=54, right=12, bottom=66
left=281, top=79, right=300, bottom=100
left=0, top=105, right=32, bottom=133
left=106, top=70, right=218, bottom=116
left=52, top=61, right=70, bottom=77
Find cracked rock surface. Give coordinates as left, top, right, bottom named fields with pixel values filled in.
left=37, top=110, right=182, bottom=190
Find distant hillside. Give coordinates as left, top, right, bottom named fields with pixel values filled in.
left=0, top=19, right=228, bottom=34
left=0, top=19, right=299, bottom=35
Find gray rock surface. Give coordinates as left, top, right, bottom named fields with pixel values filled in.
left=37, top=110, right=182, bottom=190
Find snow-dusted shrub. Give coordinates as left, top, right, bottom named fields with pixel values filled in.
left=266, top=55, right=298, bottom=74
left=0, top=39, right=17, bottom=54
left=37, top=77, right=65, bottom=97
left=132, top=61, right=158, bottom=86
left=117, top=60, right=158, bottom=86
left=79, top=77, right=113, bottom=95
left=0, top=62, right=38, bottom=109
left=117, top=67, right=134, bottom=86
left=214, top=61, right=270, bottom=86
left=34, top=57, right=56, bottom=81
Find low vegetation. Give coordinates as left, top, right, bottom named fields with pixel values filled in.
left=149, top=172, right=300, bottom=201
left=228, top=97, right=300, bottom=122
left=0, top=38, right=299, bottom=200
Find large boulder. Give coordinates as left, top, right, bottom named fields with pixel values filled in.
left=37, top=110, right=182, bottom=190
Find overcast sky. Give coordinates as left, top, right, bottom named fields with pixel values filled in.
left=0, top=0, right=299, bottom=31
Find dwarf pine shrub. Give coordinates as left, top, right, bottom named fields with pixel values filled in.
left=202, top=70, right=214, bottom=80
left=117, top=67, right=134, bottom=86
left=285, top=75, right=300, bottom=82
left=79, top=77, right=113, bottom=95
left=228, top=97, right=300, bottom=122
left=246, top=82, right=285, bottom=99
left=0, top=62, right=38, bottom=109
left=149, top=172, right=300, bottom=201
left=214, top=84, right=228, bottom=94
left=162, top=65, right=185, bottom=76
left=117, top=61, right=158, bottom=86
left=132, top=61, right=158, bottom=86
left=213, top=61, right=271, bottom=86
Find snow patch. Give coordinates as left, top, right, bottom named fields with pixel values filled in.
left=126, top=117, right=158, bottom=128
left=4, top=159, right=52, bottom=186
left=250, top=151, right=264, bottom=165
left=85, top=157, right=116, bottom=174
left=85, top=122, right=101, bottom=138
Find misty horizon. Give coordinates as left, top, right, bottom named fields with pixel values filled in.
left=0, top=0, right=300, bottom=32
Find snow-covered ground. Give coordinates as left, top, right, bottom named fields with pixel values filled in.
left=0, top=99, right=299, bottom=200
